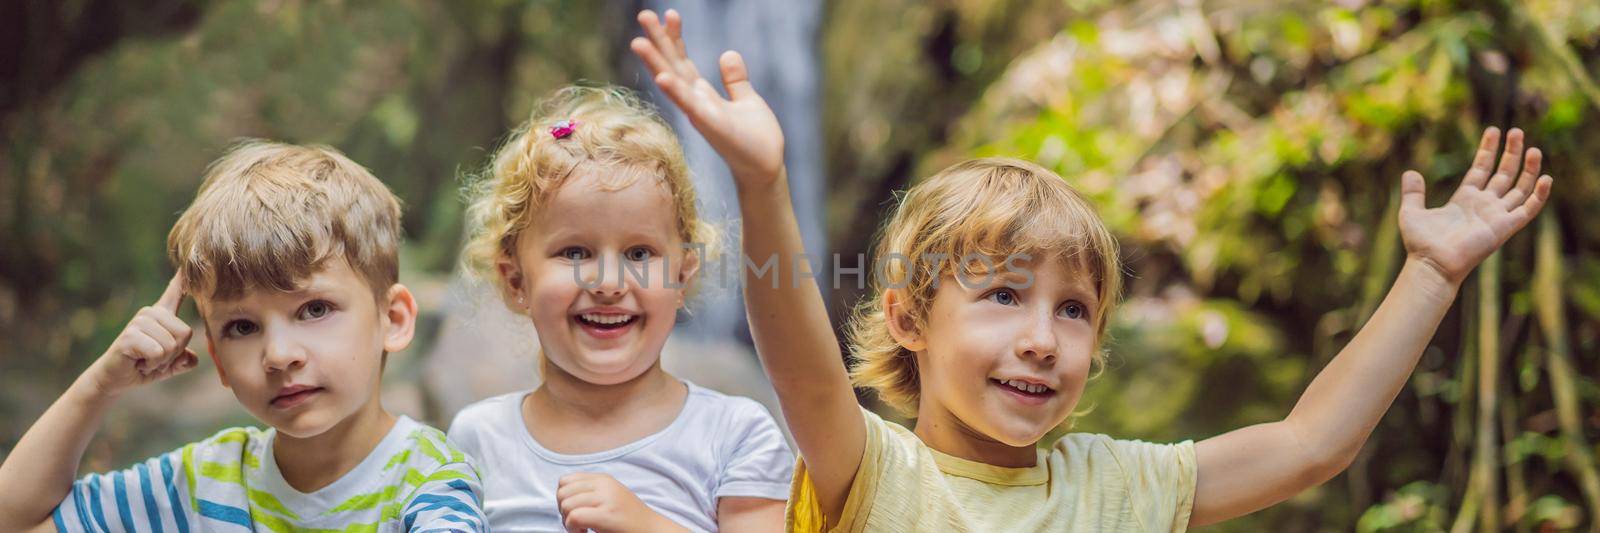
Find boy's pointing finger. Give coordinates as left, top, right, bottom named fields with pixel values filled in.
left=157, top=274, right=186, bottom=313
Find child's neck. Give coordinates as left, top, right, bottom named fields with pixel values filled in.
left=913, top=401, right=1039, bottom=468
left=524, top=361, right=688, bottom=454
left=272, top=394, right=396, bottom=493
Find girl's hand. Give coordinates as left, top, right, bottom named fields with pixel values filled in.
left=86, top=275, right=200, bottom=397
left=1400, top=127, right=1553, bottom=286
left=556, top=472, right=687, bottom=533
left=630, top=9, right=785, bottom=189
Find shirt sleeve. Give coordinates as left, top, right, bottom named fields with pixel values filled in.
left=400, top=460, right=487, bottom=532
left=715, top=400, right=795, bottom=501
left=786, top=407, right=911, bottom=533
left=1110, top=438, right=1198, bottom=532
left=52, top=449, right=194, bottom=533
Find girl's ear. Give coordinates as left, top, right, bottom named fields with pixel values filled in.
left=676, top=245, right=701, bottom=298
left=381, top=284, right=419, bottom=353
left=496, top=255, right=527, bottom=312
left=883, top=289, right=927, bottom=352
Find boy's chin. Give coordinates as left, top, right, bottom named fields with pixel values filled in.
left=980, top=414, right=1066, bottom=447
left=250, top=401, right=359, bottom=440
left=263, top=412, right=342, bottom=439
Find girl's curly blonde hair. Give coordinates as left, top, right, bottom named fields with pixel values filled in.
left=463, top=85, right=716, bottom=304
left=847, top=157, right=1122, bottom=417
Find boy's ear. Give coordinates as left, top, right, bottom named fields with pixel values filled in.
left=205, top=335, right=230, bottom=388
left=883, top=289, right=927, bottom=352
left=382, top=283, right=418, bottom=353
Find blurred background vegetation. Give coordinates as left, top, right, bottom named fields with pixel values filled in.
left=4, top=0, right=1599, bottom=530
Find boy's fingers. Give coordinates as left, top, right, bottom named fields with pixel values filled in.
left=1510, top=176, right=1553, bottom=222
left=152, top=351, right=199, bottom=380
left=1506, top=147, right=1541, bottom=206
left=157, top=274, right=186, bottom=313
left=1400, top=170, right=1427, bottom=212
left=638, top=11, right=680, bottom=65
left=666, top=8, right=684, bottom=48
left=665, top=9, right=703, bottom=80
left=631, top=37, right=674, bottom=78
left=1464, top=127, right=1500, bottom=189
left=720, top=51, right=757, bottom=101
left=1490, top=128, right=1524, bottom=194
left=655, top=73, right=709, bottom=125
left=138, top=314, right=180, bottom=354
left=149, top=307, right=193, bottom=345
left=129, top=334, right=164, bottom=363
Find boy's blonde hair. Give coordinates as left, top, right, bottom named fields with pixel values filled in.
left=848, top=157, right=1122, bottom=417
left=167, top=140, right=403, bottom=303
left=464, top=85, right=715, bottom=303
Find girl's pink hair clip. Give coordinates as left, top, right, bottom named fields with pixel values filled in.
left=550, top=119, right=578, bottom=139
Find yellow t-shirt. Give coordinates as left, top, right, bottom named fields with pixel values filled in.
left=787, top=408, right=1197, bottom=532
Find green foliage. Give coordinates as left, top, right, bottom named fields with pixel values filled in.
left=0, top=0, right=615, bottom=470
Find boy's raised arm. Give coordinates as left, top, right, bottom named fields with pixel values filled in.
left=1190, top=127, right=1553, bottom=526
left=630, top=8, right=867, bottom=522
left=0, top=276, right=199, bottom=531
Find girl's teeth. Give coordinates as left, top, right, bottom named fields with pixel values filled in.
left=581, top=313, right=633, bottom=325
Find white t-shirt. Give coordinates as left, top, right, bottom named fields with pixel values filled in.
left=447, top=380, right=793, bottom=532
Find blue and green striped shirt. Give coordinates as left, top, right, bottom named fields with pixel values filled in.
left=52, top=416, right=485, bottom=532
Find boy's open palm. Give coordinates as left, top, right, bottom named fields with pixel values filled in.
left=90, top=275, right=199, bottom=395
left=1400, top=127, right=1554, bottom=285
left=630, top=9, right=785, bottom=185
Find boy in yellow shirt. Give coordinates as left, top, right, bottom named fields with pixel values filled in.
left=633, top=8, right=1553, bottom=531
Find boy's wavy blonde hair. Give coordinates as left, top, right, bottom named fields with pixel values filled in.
left=167, top=140, right=403, bottom=303
left=848, top=157, right=1122, bottom=417
left=463, top=85, right=715, bottom=307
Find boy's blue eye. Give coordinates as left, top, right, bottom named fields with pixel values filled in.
left=986, top=289, right=1017, bottom=306
left=224, top=320, right=258, bottom=338
left=624, top=246, right=654, bottom=262
left=1060, top=301, right=1088, bottom=320
left=299, top=300, right=334, bottom=320
left=559, top=247, right=590, bottom=261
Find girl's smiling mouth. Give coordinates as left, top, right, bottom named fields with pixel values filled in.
left=573, top=308, right=640, bottom=340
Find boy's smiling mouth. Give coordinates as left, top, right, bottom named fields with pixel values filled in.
left=573, top=308, right=640, bottom=340
left=990, top=377, right=1056, bottom=405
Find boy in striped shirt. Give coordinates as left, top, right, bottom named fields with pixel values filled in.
left=0, top=141, right=486, bottom=532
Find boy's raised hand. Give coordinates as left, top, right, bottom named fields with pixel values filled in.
left=88, top=275, right=200, bottom=396
left=631, top=9, right=785, bottom=186
left=1400, top=127, right=1554, bottom=285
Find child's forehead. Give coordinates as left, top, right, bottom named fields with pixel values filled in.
left=973, top=251, right=1096, bottom=283
left=194, top=260, right=370, bottom=312
left=551, top=165, right=670, bottom=199
left=533, top=169, right=679, bottom=234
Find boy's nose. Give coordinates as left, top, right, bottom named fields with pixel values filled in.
left=262, top=333, right=308, bottom=371
left=1015, top=312, right=1057, bottom=361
